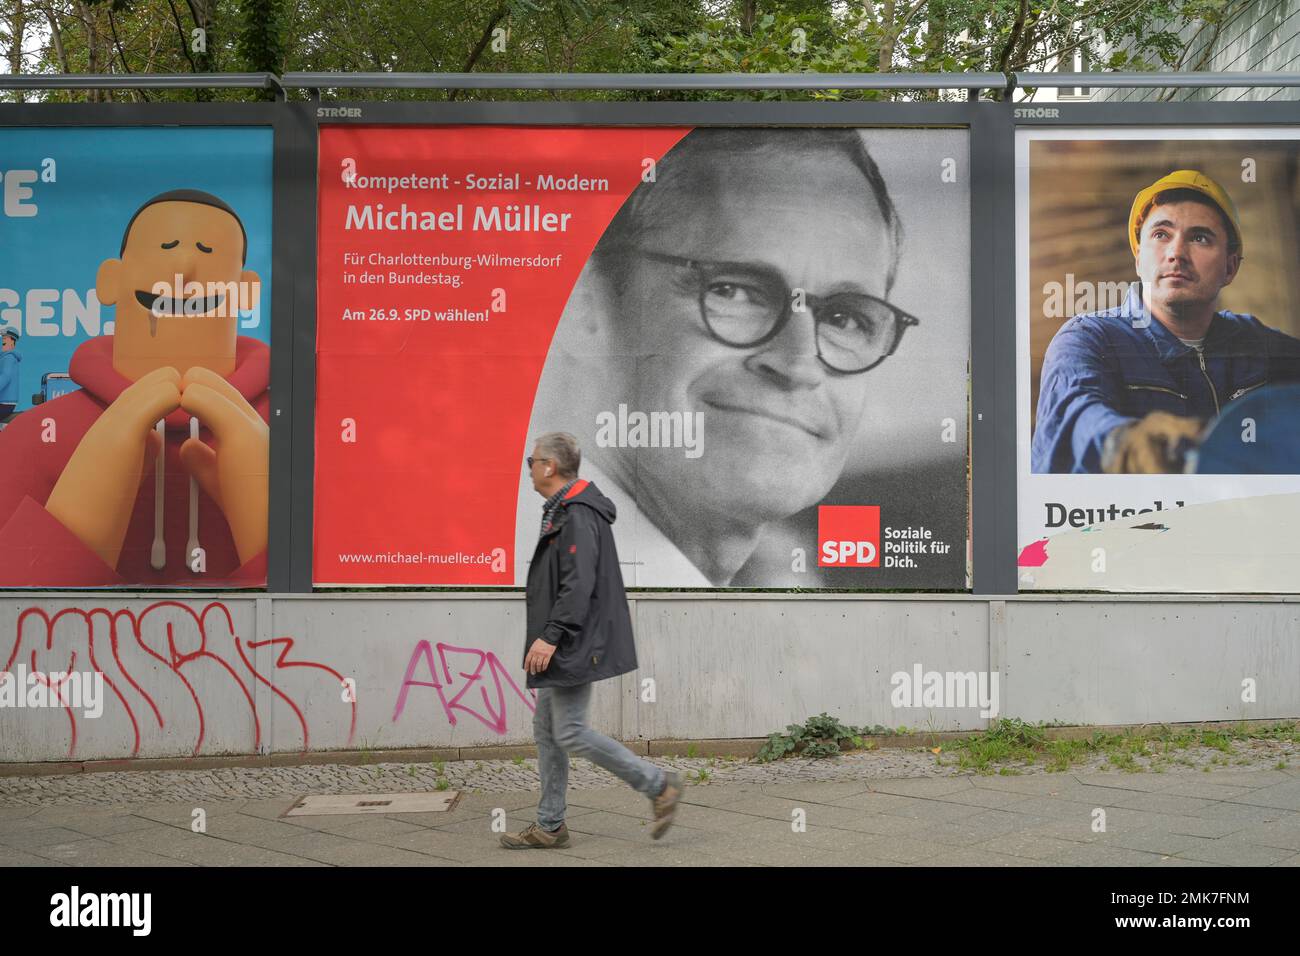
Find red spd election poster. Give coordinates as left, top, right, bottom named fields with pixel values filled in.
left=314, top=125, right=971, bottom=588
left=315, top=126, right=690, bottom=585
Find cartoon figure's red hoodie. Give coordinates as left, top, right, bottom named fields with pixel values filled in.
left=0, top=336, right=268, bottom=586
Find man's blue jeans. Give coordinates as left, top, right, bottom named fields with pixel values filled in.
left=534, top=682, right=666, bottom=830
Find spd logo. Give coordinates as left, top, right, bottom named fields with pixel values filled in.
left=818, top=505, right=880, bottom=568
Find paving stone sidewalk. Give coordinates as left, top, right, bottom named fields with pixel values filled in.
left=4, top=737, right=1296, bottom=806
left=2, top=750, right=1300, bottom=866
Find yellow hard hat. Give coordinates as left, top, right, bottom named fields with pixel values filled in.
left=1129, top=170, right=1242, bottom=257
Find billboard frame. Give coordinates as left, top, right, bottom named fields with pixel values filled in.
left=0, top=102, right=299, bottom=591
left=1008, top=100, right=1300, bottom=593
left=8, top=87, right=1294, bottom=594
left=299, top=99, right=1002, bottom=593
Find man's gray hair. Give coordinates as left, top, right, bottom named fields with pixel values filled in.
left=534, top=432, right=581, bottom=478
left=595, top=127, right=904, bottom=294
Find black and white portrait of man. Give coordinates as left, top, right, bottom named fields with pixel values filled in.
left=516, top=127, right=970, bottom=588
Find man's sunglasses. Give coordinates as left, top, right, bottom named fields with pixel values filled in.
left=608, top=247, right=919, bottom=375
left=526, top=457, right=552, bottom=469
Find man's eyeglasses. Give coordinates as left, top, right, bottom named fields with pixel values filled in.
left=620, top=248, right=919, bottom=375
left=526, top=457, right=552, bottom=469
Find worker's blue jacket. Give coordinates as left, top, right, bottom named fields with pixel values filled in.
left=1032, top=285, right=1300, bottom=473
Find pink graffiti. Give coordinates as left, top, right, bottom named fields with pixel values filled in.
left=4, top=602, right=357, bottom=759
left=1018, top=539, right=1050, bottom=567
left=392, top=641, right=535, bottom=735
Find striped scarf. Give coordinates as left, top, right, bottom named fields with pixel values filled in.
left=540, top=479, right=578, bottom=538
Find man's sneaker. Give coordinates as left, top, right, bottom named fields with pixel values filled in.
left=651, top=772, right=684, bottom=840
left=499, top=822, right=570, bottom=849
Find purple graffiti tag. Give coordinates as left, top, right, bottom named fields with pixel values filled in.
left=392, top=640, right=536, bottom=735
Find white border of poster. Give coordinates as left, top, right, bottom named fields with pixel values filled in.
left=1017, top=126, right=1300, bottom=592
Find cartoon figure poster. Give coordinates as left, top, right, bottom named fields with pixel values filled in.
left=0, top=127, right=273, bottom=587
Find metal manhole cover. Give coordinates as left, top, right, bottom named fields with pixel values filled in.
left=285, top=791, right=461, bottom=816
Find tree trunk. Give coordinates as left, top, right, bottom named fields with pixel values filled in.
left=877, top=0, right=895, bottom=72
left=44, top=5, right=71, bottom=78
left=8, top=0, right=26, bottom=102
left=448, top=3, right=508, bottom=101
left=739, top=0, right=757, bottom=35
left=72, top=1, right=104, bottom=102
left=186, top=0, right=216, bottom=72
left=997, top=0, right=1028, bottom=74
left=184, top=0, right=216, bottom=100
left=923, top=0, right=947, bottom=69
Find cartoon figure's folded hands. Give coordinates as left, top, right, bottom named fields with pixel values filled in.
left=177, top=365, right=269, bottom=567
left=45, top=366, right=184, bottom=569
left=43, top=365, right=269, bottom=570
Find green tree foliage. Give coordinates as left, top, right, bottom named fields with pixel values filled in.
left=237, top=0, right=284, bottom=99
left=650, top=0, right=1245, bottom=100
left=0, top=0, right=1238, bottom=103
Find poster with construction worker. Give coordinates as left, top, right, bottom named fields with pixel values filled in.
left=1017, top=128, right=1300, bottom=591
left=0, top=127, right=273, bottom=587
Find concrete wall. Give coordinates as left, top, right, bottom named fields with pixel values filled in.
left=0, top=593, right=1296, bottom=763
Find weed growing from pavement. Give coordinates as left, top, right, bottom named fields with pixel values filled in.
left=750, top=716, right=1300, bottom=772
left=933, top=718, right=1047, bottom=772
left=755, top=713, right=895, bottom=762
left=934, top=719, right=1300, bottom=775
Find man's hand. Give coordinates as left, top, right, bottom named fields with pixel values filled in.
left=45, top=366, right=182, bottom=568
left=1102, top=411, right=1205, bottom=474
left=178, top=366, right=269, bottom=565
left=524, top=638, right=557, bottom=675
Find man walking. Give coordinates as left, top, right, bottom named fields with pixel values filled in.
left=501, top=431, right=684, bottom=849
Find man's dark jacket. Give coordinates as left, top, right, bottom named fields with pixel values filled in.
left=524, top=478, right=637, bottom=689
